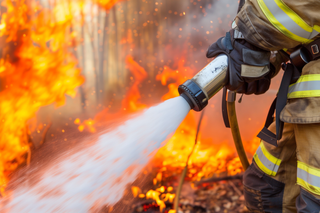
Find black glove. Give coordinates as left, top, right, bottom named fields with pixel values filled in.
left=206, top=28, right=275, bottom=95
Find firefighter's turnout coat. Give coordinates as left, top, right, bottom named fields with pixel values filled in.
left=236, top=0, right=320, bottom=212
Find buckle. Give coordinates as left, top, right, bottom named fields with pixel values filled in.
left=311, top=44, right=319, bottom=55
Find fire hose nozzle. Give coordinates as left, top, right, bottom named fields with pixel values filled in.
left=179, top=54, right=229, bottom=111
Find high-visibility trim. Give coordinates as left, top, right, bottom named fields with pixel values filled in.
left=288, top=74, right=320, bottom=99
left=274, top=0, right=311, bottom=33
left=314, top=25, right=320, bottom=33
left=253, top=142, right=281, bottom=176
left=294, top=74, right=320, bottom=83
left=257, top=0, right=320, bottom=43
left=297, top=161, right=320, bottom=196
left=288, top=90, right=320, bottom=99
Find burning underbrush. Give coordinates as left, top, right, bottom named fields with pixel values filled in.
left=0, top=0, right=84, bottom=192
left=72, top=55, right=259, bottom=212
left=77, top=55, right=252, bottom=179
left=0, top=0, right=275, bottom=212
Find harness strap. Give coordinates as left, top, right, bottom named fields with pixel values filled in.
left=275, top=63, right=295, bottom=139
left=257, top=63, right=297, bottom=146
left=257, top=98, right=277, bottom=146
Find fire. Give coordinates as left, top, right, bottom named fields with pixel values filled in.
left=122, top=55, right=148, bottom=112
left=91, top=0, right=122, bottom=10
left=0, top=0, right=251, bottom=210
left=0, top=0, right=83, bottom=191
left=131, top=186, right=175, bottom=212
left=79, top=55, right=251, bottom=209
left=156, top=59, right=192, bottom=100
left=75, top=118, right=96, bottom=133
left=77, top=54, right=252, bottom=181
left=153, top=60, right=246, bottom=181
left=74, top=54, right=148, bottom=132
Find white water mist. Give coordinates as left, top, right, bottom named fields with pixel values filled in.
left=1, top=96, right=190, bottom=213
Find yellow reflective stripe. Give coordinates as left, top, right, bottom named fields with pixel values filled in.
left=314, top=25, right=320, bottom=33
left=297, top=178, right=320, bottom=196
left=275, top=0, right=312, bottom=33
left=298, top=161, right=320, bottom=177
left=254, top=153, right=277, bottom=176
left=253, top=142, right=281, bottom=177
left=288, top=74, right=320, bottom=99
left=260, top=142, right=281, bottom=166
left=297, top=161, right=320, bottom=195
left=256, top=0, right=316, bottom=43
left=288, top=90, right=320, bottom=99
left=293, top=74, right=320, bottom=84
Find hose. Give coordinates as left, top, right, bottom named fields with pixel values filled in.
left=173, top=110, right=205, bottom=212
left=226, top=91, right=249, bottom=170
left=172, top=90, right=248, bottom=213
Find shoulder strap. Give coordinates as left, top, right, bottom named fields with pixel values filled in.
left=257, top=63, right=297, bottom=146
left=257, top=98, right=277, bottom=146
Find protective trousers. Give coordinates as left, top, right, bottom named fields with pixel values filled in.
left=243, top=60, right=320, bottom=212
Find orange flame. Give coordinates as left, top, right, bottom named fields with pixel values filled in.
left=132, top=185, right=175, bottom=211
left=156, top=59, right=193, bottom=100
left=152, top=59, right=248, bottom=181
left=75, top=55, right=148, bottom=132
left=91, top=0, right=123, bottom=10
left=131, top=186, right=142, bottom=198
left=77, top=55, right=252, bottom=180
left=122, top=55, right=148, bottom=112
left=0, top=0, right=83, bottom=190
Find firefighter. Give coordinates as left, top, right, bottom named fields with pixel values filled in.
left=206, top=0, right=320, bottom=212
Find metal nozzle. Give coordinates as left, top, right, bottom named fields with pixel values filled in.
left=178, top=80, right=207, bottom=111
left=179, top=54, right=228, bottom=111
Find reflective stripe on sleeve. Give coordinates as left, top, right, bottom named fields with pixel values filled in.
left=257, top=0, right=320, bottom=43
left=297, top=161, right=320, bottom=196
left=288, top=74, right=320, bottom=99
left=253, top=142, right=281, bottom=176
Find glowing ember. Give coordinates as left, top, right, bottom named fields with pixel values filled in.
left=132, top=186, right=175, bottom=212
left=0, top=0, right=83, bottom=191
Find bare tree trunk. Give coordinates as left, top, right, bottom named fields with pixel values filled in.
left=86, top=5, right=100, bottom=104
left=147, top=0, right=155, bottom=78
left=99, top=13, right=109, bottom=103
left=136, top=0, right=141, bottom=49
left=96, top=7, right=103, bottom=105
left=71, top=25, right=86, bottom=111
left=112, top=6, right=120, bottom=85
left=79, top=10, right=87, bottom=110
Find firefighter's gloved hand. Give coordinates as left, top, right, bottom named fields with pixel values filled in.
left=206, top=28, right=274, bottom=95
